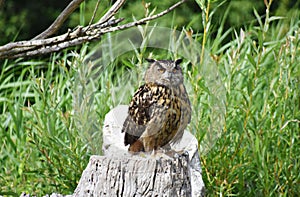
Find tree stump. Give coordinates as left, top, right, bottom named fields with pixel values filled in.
left=73, top=154, right=191, bottom=196
left=72, top=105, right=205, bottom=197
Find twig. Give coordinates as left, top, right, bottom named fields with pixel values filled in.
left=97, top=0, right=126, bottom=24
left=86, top=0, right=102, bottom=32
left=106, top=0, right=188, bottom=31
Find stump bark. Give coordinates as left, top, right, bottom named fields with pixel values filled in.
left=73, top=154, right=191, bottom=196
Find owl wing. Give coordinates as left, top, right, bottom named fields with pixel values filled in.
left=122, top=84, right=153, bottom=148
left=170, top=85, right=192, bottom=144
left=122, top=83, right=180, bottom=152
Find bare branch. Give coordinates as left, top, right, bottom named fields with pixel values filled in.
left=97, top=0, right=126, bottom=24
left=33, top=0, right=85, bottom=40
left=0, top=0, right=187, bottom=60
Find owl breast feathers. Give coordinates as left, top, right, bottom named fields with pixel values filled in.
left=121, top=59, right=191, bottom=152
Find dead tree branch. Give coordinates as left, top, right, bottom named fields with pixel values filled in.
left=0, top=0, right=187, bottom=60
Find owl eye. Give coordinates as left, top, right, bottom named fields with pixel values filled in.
left=156, top=64, right=165, bottom=73
left=158, top=67, right=165, bottom=73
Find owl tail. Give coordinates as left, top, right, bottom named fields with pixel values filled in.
left=170, top=129, right=184, bottom=145
left=128, top=139, right=144, bottom=152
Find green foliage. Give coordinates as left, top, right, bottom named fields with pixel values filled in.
left=1, top=0, right=300, bottom=196
left=199, top=2, right=300, bottom=196
left=0, top=48, right=125, bottom=194
left=0, top=54, right=85, bottom=195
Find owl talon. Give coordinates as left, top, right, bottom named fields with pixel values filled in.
left=150, top=148, right=180, bottom=160
left=155, top=152, right=173, bottom=160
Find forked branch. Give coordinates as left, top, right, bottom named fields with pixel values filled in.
left=0, top=0, right=187, bottom=60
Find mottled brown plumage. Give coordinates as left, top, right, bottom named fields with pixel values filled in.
left=122, top=59, right=191, bottom=152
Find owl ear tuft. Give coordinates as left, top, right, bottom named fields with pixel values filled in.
left=145, top=58, right=156, bottom=63
left=175, top=59, right=183, bottom=65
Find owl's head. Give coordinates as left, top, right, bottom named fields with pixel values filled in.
left=144, top=59, right=184, bottom=87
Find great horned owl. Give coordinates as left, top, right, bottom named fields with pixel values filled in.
left=121, top=58, right=191, bottom=152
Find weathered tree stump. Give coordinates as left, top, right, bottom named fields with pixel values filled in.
left=73, top=154, right=191, bottom=196
left=72, top=105, right=205, bottom=197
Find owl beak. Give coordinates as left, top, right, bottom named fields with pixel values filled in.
left=162, top=72, right=172, bottom=82
left=162, top=78, right=170, bottom=83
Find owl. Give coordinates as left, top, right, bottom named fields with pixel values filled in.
left=121, top=58, right=191, bottom=153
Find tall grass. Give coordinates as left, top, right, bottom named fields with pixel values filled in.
left=0, top=1, right=299, bottom=196
left=198, top=0, right=300, bottom=196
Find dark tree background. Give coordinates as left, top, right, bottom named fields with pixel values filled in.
left=0, top=0, right=71, bottom=44
left=0, top=0, right=299, bottom=45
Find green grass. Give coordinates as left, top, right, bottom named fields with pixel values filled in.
left=200, top=5, right=300, bottom=196
left=1, top=1, right=300, bottom=196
